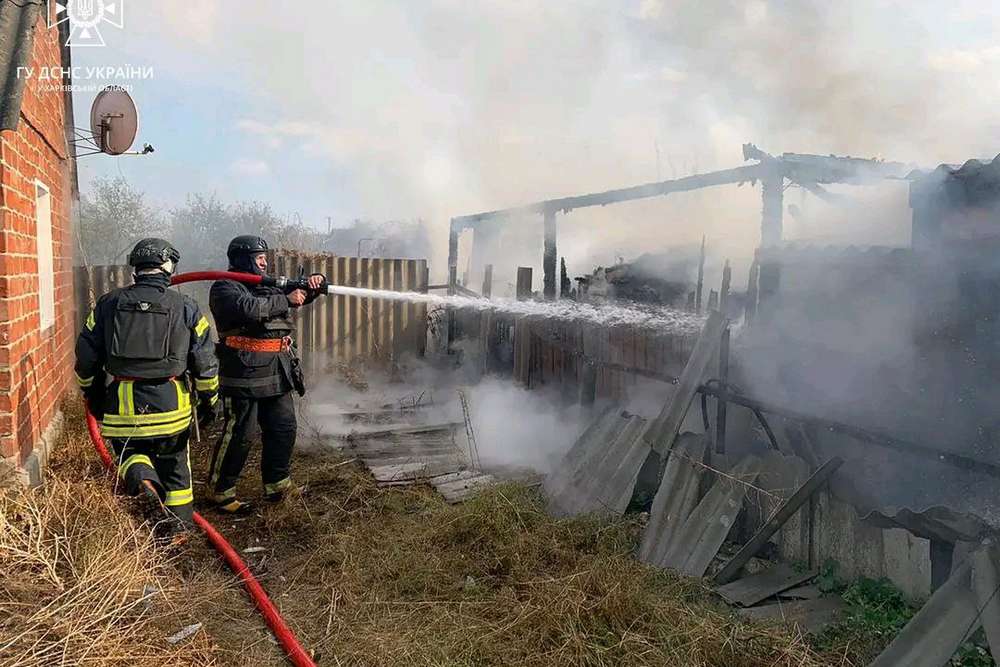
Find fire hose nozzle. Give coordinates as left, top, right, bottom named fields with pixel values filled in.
left=258, top=274, right=333, bottom=293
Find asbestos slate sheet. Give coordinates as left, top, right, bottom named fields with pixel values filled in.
left=638, top=433, right=708, bottom=567
left=870, top=561, right=978, bottom=667
left=715, top=563, right=817, bottom=607
left=577, top=419, right=655, bottom=515
left=738, top=597, right=846, bottom=634
left=545, top=413, right=649, bottom=516
left=546, top=414, right=649, bottom=517
left=660, top=454, right=764, bottom=577
left=543, top=408, right=624, bottom=501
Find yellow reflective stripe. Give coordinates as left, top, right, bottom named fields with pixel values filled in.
left=175, top=379, right=191, bottom=412
left=194, top=316, right=210, bottom=337
left=195, top=375, right=219, bottom=392
left=116, top=381, right=135, bottom=416
left=207, top=393, right=219, bottom=406
left=102, top=408, right=192, bottom=426
left=101, top=418, right=191, bottom=438
left=164, top=489, right=194, bottom=507
left=85, top=310, right=95, bottom=331
left=76, top=373, right=94, bottom=388
left=264, top=478, right=291, bottom=495
left=118, top=453, right=153, bottom=478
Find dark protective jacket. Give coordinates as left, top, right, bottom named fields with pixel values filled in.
left=209, top=274, right=316, bottom=398
left=75, top=272, right=219, bottom=439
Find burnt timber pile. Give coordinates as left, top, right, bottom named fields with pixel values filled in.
left=436, top=145, right=1000, bottom=666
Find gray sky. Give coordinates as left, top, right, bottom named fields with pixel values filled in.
left=72, top=1, right=1000, bottom=276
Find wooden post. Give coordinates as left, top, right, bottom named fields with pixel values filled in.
left=713, top=457, right=844, bottom=584
left=370, top=257, right=382, bottom=359
left=406, top=259, right=418, bottom=355
left=516, top=266, right=533, bottom=301
left=482, top=264, right=493, bottom=299
left=580, top=324, right=597, bottom=406
left=418, top=261, right=428, bottom=357
left=447, top=221, right=459, bottom=291
left=715, top=326, right=730, bottom=455
left=758, top=168, right=783, bottom=316
left=719, top=259, right=731, bottom=315
left=336, top=256, right=347, bottom=361
left=560, top=257, right=571, bottom=298
left=695, top=234, right=705, bottom=313
left=745, top=259, right=759, bottom=324
left=447, top=220, right=460, bottom=352
left=543, top=208, right=557, bottom=300
left=392, top=259, right=403, bottom=361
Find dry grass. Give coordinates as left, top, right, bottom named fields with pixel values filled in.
left=194, top=444, right=833, bottom=667
left=0, top=403, right=225, bottom=667
left=4, top=397, right=845, bottom=666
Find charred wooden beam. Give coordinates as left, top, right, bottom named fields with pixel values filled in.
left=543, top=208, right=557, bottom=300
left=452, top=164, right=762, bottom=228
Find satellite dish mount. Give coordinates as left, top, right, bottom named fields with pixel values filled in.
left=71, top=86, right=154, bottom=158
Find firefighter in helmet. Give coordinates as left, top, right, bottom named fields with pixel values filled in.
left=207, top=235, right=324, bottom=513
left=74, top=238, right=219, bottom=539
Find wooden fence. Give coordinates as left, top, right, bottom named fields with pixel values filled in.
left=268, top=251, right=428, bottom=371
left=73, top=251, right=429, bottom=371
left=463, top=310, right=698, bottom=404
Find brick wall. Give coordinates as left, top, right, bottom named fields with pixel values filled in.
left=0, top=12, right=75, bottom=474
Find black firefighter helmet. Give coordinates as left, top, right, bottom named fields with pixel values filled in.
left=128, top=238, right=180, bottom=272
left=227, top=235, right=269, bottom=274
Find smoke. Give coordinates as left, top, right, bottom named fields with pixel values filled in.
left=112, top=0, right=1000, bottom=284
left=300, top=362, right=591, bottom=474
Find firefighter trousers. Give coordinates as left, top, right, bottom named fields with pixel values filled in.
left=208, top=392, right=296, bottom=502
left=111, top=431, right=194, bottom=524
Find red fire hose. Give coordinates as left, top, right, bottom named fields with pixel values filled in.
left=170, top=270, right=265, bottom=286
left=84, top=269, right=317, bottom=667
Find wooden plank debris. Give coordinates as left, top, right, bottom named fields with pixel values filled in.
left=644, top=311, right=727, bottom=456
left=738, top=597, right=846, bottom=634
left=660, top=454, right=764, bottom=577
left=638, top=433, right=708, bottom=567
left=714, top=457, right=844, bottom=584
left=346, top=423, right=461, bottom=440
left=715, top=563, right=817, bottom=607
left=434, top=473, right=498, bottom=503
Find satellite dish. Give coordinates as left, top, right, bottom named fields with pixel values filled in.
left=89, top=86, right=138, bottom=155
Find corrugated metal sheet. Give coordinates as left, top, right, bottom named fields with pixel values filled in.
left=0, top=0, right=42, bottom=131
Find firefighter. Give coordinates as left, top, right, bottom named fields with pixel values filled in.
left=207, top=235, right=324, bottom=513
left=75, top=238, right=219, bottom=540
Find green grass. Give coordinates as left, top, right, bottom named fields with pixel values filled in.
left=814, top=559, right=995, bottom=666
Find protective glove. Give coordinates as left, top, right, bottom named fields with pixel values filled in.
left=197, top=399, right=219, bottom=428
left=304, top=273, right=327, bottom=304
